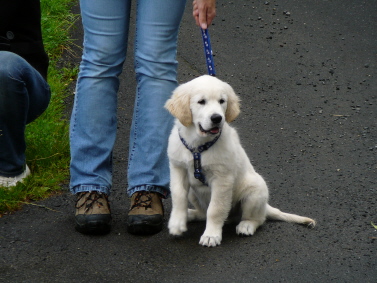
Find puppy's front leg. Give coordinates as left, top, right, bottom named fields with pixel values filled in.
left=199, top=178, right=233, bottom=247
left=168, top=163, right=190, bottom=236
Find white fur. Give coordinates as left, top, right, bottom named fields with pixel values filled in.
left=165, top=75, right=316, bottom=247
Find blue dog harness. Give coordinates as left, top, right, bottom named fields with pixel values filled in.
left=179, top=131, right=221, bottom=185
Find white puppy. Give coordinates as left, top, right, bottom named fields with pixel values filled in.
left=165, top=75, right=315, bottom=247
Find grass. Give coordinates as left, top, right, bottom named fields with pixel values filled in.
left=0, top=0, right=79, bottom=214
left=372, top=222, right=377, bottom=230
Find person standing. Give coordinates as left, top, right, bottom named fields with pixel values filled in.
left=70, top=0, right=216, bottom=235
left=0, top=0, right=51, bottom=188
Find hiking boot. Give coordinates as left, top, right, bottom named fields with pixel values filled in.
left=75, top=191, right=112, bottom=235
left=127, top=191, right=164, bottom=235
left=0, top=165, right=30, bottom=188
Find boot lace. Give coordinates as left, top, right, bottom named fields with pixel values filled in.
left=130, top=191, right=153, bottom=210
left=76, top=191, right=110, bottom=213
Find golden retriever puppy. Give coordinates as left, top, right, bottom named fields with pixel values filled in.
left=165, top=75, right=315, bottom=247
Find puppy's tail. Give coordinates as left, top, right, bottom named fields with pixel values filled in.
left=266, top=204, right=316, bottom=228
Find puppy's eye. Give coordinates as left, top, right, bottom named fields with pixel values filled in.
left=219, top=99, right=225, bottom=104
left=198, top=99, right=206, bottom=105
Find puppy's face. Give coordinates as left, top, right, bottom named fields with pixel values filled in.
left=190, top=91, right=227, bottom=137
left=165, top=75, right=240, bottom=137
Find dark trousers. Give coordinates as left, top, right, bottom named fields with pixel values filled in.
left=0, top=51, right=50, bottom=177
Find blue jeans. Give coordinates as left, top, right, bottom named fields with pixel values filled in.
left=70, top=0, right=187, bottom=197
left=0, top=51, right=51, bottom=177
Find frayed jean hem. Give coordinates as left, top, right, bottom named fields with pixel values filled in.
left=70, top=185, right=110, bottom=195
left=128, top=185, right=169, bottom=199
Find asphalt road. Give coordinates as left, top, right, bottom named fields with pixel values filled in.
left=1, top=0, right=376, bottom=282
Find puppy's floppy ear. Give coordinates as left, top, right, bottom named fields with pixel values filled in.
left=164, top=84, right=193, bottom=127
left=224, top=83, right=240, bottom=123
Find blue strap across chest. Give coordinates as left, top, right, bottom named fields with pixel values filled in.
left=179, top=132, right=221, bottom=185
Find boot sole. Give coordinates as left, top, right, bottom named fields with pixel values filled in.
left=75, top=215, right=111, bottom=235
left=127, top=222, right=163, bottom=235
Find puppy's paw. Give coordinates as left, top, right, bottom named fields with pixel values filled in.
left=236, top=220, right=257, bottom=236
left=168, top=217, right=187, bottom=236
left=199, top=234, right=222, bottom=247
left=187, top=209, right=206, bottom=222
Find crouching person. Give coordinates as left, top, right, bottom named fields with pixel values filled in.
left=0, top=1, right=50, bottom=187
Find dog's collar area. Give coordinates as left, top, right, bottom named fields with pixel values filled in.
left=179, top=131, right=221, bottom=185
left=179, top=130, right=221, bottom=153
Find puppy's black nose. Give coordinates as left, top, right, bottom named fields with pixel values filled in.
left=211, top=114, right=222, bottom=124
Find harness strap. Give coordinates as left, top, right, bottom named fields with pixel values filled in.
left=179, top=131, right=221, bottom=185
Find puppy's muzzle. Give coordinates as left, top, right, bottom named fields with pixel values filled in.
left=199, top=114, right=223, bottom=135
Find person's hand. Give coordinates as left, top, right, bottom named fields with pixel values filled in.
left=193, top=0, right=216, bottom=30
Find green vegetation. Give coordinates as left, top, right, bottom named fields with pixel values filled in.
left=0, top=0, right=79, bottom=214
left=372, top=222, right=377, bottom=229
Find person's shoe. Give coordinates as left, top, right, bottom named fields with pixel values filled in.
left=75, top=191, right=112, bottom=235
left=0, top=165, right=31, bottom=188
left=127, top=191, right=164, bottom=235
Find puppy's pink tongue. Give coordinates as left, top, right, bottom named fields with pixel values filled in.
left=210, top=127, right=219, bottom=134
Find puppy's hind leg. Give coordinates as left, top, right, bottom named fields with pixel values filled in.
left=187, top=189, right=207, bottom=222
left=236, top=197, right=267, bottom=236
left=236, top=180, right=269, bottom=236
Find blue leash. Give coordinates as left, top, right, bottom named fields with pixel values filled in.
left=201, top=28, right=216, bottom=76
left=178, top=29, right=219, bottom=186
